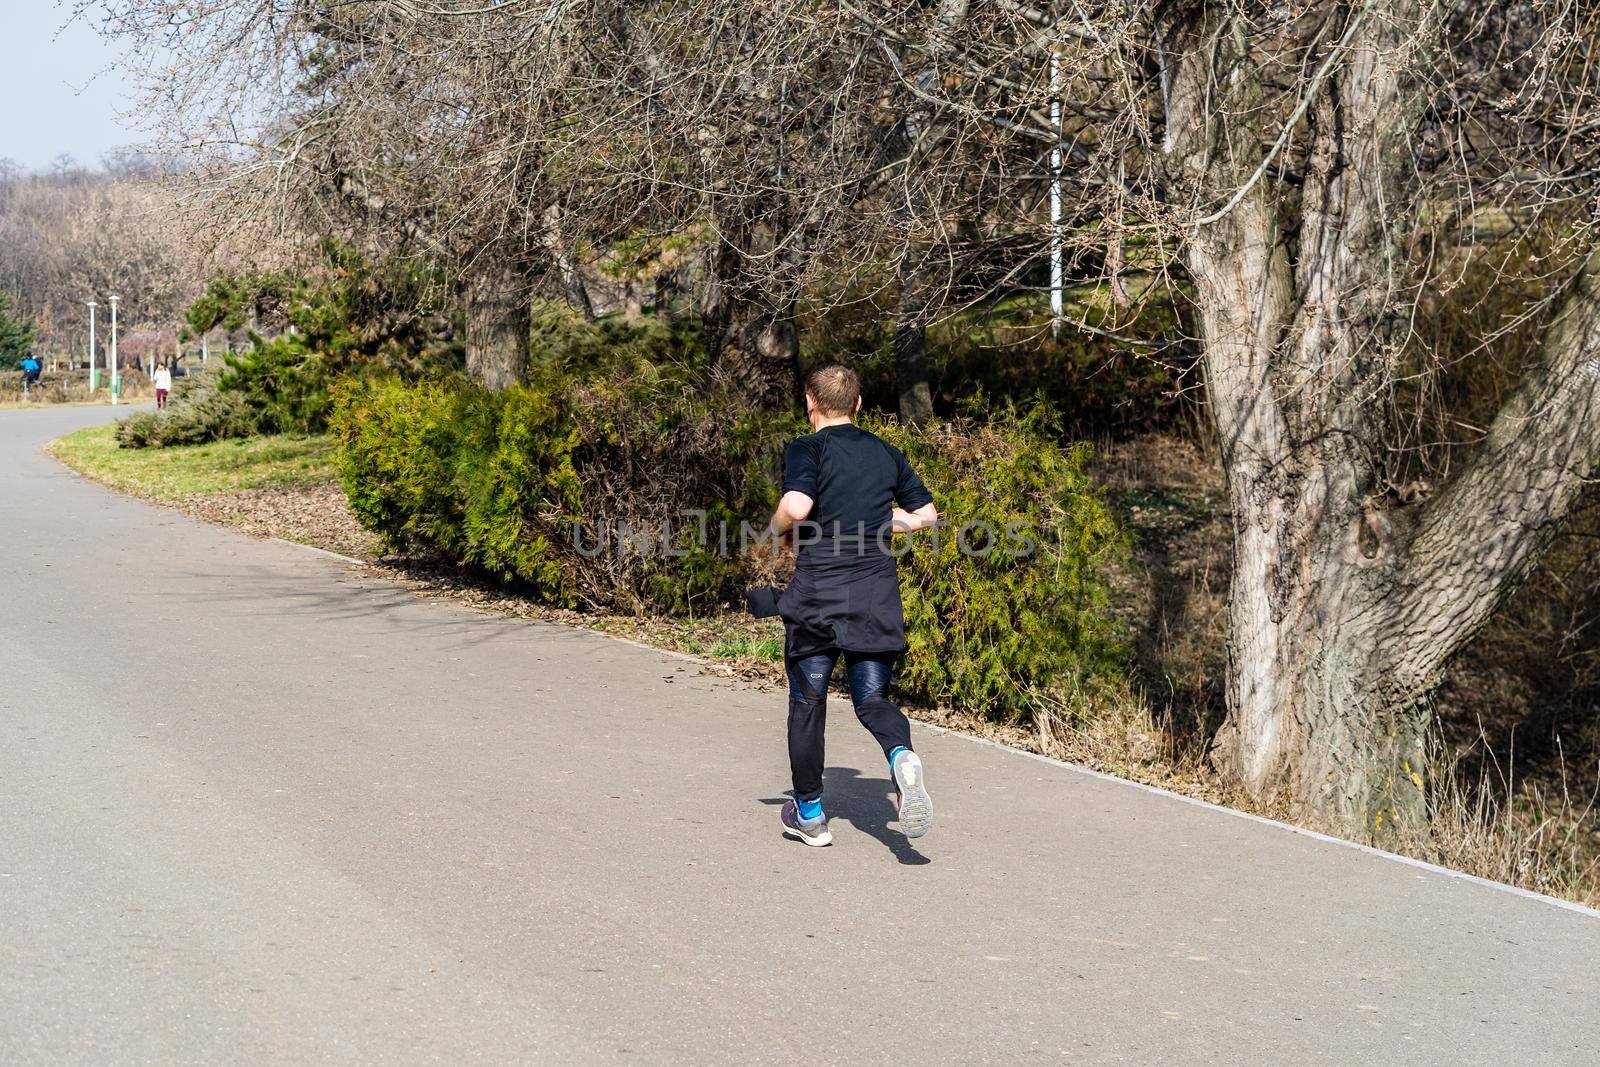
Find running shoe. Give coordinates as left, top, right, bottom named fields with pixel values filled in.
left=892, top=750, right=933, bottom=839
left=780, top=799, right=833, bottom=847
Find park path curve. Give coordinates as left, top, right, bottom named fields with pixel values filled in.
left=2, top=406, right=1597, bottom=1065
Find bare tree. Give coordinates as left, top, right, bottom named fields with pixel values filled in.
left=1134, top=1, right=1600, bottom=837
left=89, top=2, right=928, bottom=403
left=0, top=164, right=203, bottom=362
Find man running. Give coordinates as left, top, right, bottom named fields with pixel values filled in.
left=19, top=352, right=41, bottom=396
left=767, top=363, right=940, bottom=847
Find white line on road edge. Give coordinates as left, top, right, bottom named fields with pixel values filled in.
left=268, top=534, right=1598, bottom=921
left=925, top=724, right=1600, bottom=921
left=272, top=539, right=370, bottom=567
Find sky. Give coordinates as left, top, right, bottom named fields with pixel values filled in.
left=0, top=3, right=144, bottom=172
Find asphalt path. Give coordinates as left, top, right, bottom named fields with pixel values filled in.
left=3, top=405, right=1598, bottom=1065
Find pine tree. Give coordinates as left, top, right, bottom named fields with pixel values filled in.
left=0, top=291, right=38, bottom=366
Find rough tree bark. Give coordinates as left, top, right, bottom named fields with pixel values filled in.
left=464, top=260, right=530, bottom=392
left=1159, top=0, right=1600, bottom=839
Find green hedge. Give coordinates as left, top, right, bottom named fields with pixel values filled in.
left=333, top=370, right=1126, bottom=719
left=333, top=370, right=790, bottom=612
left=872, top=407, right=1128, bottom=718
left=335, top=377, right=583, bottom=601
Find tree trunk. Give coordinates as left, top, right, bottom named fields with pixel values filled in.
left=888, top=0, right=968, bottom=427
left=464, top=263, right=529, bottom=391
left=1158, top=0, right=1454, bottom=839
left=697, top=236, right=727, bottom=346
left=623, top=280, right=645, bottom=324
left=542, top=203, right=594, bottom=321
left=893, top=261, right=935, bottom=424
left=699, top=223, right=797, bottom=410
left=724, top=298, right=798, bottom=410
left=1209, top=473, right=1431, bottom=836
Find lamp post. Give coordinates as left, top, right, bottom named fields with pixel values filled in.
left=1048, top=51, right=1063, bottom=340
left=108, top=294, right=121, bottom=405
left=87, top=299, right=99, bottom=392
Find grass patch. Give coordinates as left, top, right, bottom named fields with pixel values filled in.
left=683, top=633, right=785, bottom=662
left=48, top=424, right=337, bottom=499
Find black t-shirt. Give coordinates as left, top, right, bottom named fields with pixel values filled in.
left=781, top=424, right=932, bottom=555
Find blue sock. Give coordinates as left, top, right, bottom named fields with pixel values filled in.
left=888, top=745, right=909, bottom=767
left=797, top=795, right=824, bottom=821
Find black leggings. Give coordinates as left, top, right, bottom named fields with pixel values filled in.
left=787, top=649, right=912, bottom=802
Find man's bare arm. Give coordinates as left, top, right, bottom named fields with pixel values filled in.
left=891, top=502, right=939, bottom=533
left=768, top=490, right=815, bottom=544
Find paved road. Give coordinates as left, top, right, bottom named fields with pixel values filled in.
left=2, top=406, right=1597, bottom=1065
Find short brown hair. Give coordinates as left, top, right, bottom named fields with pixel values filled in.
left=805, top=363, right=860, bottom=417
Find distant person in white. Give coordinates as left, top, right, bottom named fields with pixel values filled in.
left=153, top=361, right=172, bottom=410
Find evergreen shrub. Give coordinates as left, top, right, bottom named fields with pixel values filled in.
left=332, top=369, right=791, bottom=613
left=116, top=371, right=259, bottom=448
left=870, top=405, right=1129, bottom=718
left=187, top=242, right=462, bottom=436
left=217, top=337, right=334, bottom=435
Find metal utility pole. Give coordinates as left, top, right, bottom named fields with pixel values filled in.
left=108, top=294, right=121, bottom=405
left=1048, top=51, right=1064, bottom=340
left=87, top=300, right=99, bottom=392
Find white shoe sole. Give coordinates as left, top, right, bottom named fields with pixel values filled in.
left=783, top=824, right=834, bottom=847
left=895, top=754, right=933, bottom=839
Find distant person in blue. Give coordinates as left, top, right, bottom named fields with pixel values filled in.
left=766, top=363, right=941, bottom=847
left=19, top=353, right=41, bottom=395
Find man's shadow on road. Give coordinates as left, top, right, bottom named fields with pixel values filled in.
left=761, top=766, right=930, bottom=865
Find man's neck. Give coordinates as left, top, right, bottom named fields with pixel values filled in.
left=811, top=415, right=853, bottom=431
